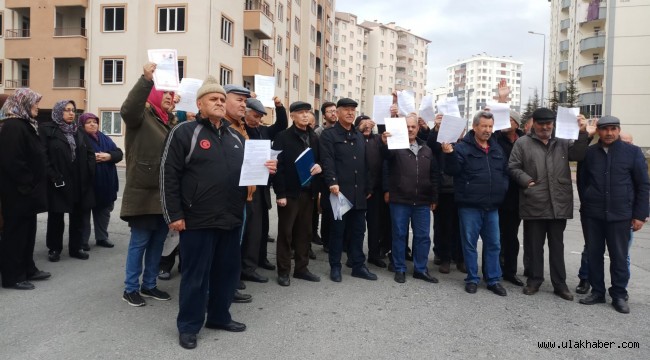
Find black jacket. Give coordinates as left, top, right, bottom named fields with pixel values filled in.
left=161, top=117, right=247, bottom=230
left=320, top=122, right=369, bottom=209
left=272, top=126, right=320, bottom=199
left=364, top=134, right=384, bottom=193
left=40, top=122, right=95, bottom=212
left=0, top=118, right=48, bottom=216
left=383, top=139, right=439, bottom=206
left=493, top=129, right=525, bottom=211
left=427, top=129, right=455, bottom=194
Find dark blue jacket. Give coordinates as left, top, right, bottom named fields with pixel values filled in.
left=444, top=131, right=509, bottom=210
left=85, top=131, right=123, bottom=208
left=578, top=139, right=650, bottom=222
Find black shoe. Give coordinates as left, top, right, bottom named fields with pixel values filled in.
left=312, top=234, right=323, bottom=245
left=122, top=291, right=146, bottom=307
left=158, top=269, right=172, bottom=281
left=309, top=248, right=317, bottom=260
left=553, top=288, right=574, bottom=301
left=351, top=266, right=378, bottom=281
left=241, top=271, right=269, bottom=283
left=237, top=280, right=246, bottom=290
left=267, top=236, right=275, bottom=243
left=259, top=259, right=276, bottom=271
left=387, top=262, right=395, bottom=273
left=487, top=283, right=508, bottom=296
left=179, top=333, right=197, bottom=349
left=612, top=297, right=630, bottom=314
left=293, top=271, right=320, bottom=282
left=523, top=285, right=539, bottom=295
left=330, top=268, right=342, bottom=282
left=413, top=271, right=439, bottom=283
left=579, top=293, right=606, bottom=305
left=48, top=250, right=60, bottom=262
left=96, top=239, right=115, bottom=248
left=465, top=282, right=478, bottom=294
left=70, top=250, right=89, bottom=260
left=205, top=320, right=247, bottom=332
left=233, top=290, right=252, bottom=303
left=503, top=275, right=524, bottom=287
left=575, top=279, right=590, bottom=294
left=81, top=244, right=91, bottom=251
left=433, top=255, right=442, bottom=265
left=27, top=270, right=51, bottom=281
left=12, top=281, right=35, bottom=290
left=141, top=287, right=171, bottom=301
left=368, top=257, right=387, bottom=268
left=277, top=274, right=290, bottom=286
left=394, top=271, right=406, bottom=283
left=439, top=262, right=450, bottom=274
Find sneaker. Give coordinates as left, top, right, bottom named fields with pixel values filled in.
left=140, top=287, right=171, bottom=301
left=158, top=269, right=172, bottom=281
left=122, top=291, right=146, bottom=307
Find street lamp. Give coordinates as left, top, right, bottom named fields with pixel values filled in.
left=528, top=31, right=546, bottom=107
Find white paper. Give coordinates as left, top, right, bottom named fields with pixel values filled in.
left=330, top=193, right=353, bottom=220
left=270, top=149, right=282, bottom=160
left=239, top=140, right=271, bottom=186
left=147, top=49, right=180, bottom=91
left=174, top=78, right=203, bottom=113
left=556, top=106, right=580, bottom=140
left=372, top=95, right=393, bottom=125
left=419, top=95, right=436, bottom=123
left=437, top=115, right=466, bottom=144
left=397, top=90, right=416, bottom=116
left=384, top=117, right=410, bottom=149
left=487, top=102, right=511, bottom=131
left=254, top=74, right=276, bottom=108
left=436, top=96, right=461, bottom=118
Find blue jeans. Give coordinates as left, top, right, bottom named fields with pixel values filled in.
left=124, top=216, right=169, bottom=293
left=390, top=203, right=431, bottom=273
left=458, top=207, right=502, bottom=285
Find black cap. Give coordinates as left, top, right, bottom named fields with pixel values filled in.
left=224, top=84, right=251, bottom=98
left=337, top=98, right=358, bottom=108
left=597, top=115, right=620, bottom=128
left=245, top=98, right=267, bottom=115
left=531, top=108, right=556, bottom=123
left=289, top=101, right=312, bottom=113
left=354, top=115, right=370, bottom=128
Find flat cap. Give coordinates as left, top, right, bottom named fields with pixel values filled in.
left=196, top=75, right=226, bottom=100
left=246, top=98, right=267, bottom=115
left=509, top=110, right=521, bottom=125
left=597, top=115, right=620, bottom=128
left=354, top=115, right=370, bottom=128
left=224, top=84, right=251, bottom=98
left=289, top=101, right=312, bottom=113
left=336, top=98, right=358, bottom=108
left=531, top=107, right=556, bottom=123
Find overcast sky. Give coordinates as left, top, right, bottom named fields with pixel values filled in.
left=336, top=0, right=552, bottom=104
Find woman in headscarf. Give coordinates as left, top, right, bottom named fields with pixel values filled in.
left=40, top=100, right=95, bottom=262
left=0, top=88, right=51, bottom=290
left=78, top=113, right=123, bottom=249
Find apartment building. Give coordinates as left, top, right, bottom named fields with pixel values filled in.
left=331, top=12, right=368, bottom=111
left=548, top=0, right=650, bottom=147
left=446, top=54, right=523, bottom=119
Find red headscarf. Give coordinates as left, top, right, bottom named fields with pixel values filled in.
left=147, top=86, right=173, bottom=125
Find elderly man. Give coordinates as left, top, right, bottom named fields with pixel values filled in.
left=509, top=108, right=591, bottom=301
left=442, top=111, right=509, bottom=296
left=382, top=115, right=439, bottom=283
left=314, top=101, right=337, bottom=250
left=577, top=116, right=649, bottom=313
left=161, top=76, right=277, bottom=349
left=320, top=98, right=376, bottom=282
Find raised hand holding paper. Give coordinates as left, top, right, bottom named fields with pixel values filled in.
left=254, top=74, right=276, bottom=108
left=372, top=95, right=393, bottom=125
left=147, top=49, right=180, bottom=91
left=437, top=115, right=466, bottom=144
left=384, top=117, right=409, bottom=149
left=397, top=90, right=416, bottom=115
left=419, top=95, right=436, bottom=127
left=555, top=106, right=580, bottom=140
left=487, top=102, right=511, bottom=131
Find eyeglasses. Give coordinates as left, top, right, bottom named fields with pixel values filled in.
left=325, top=110, right=337, bottom=114
left=63, top=109, right=76, bottom=113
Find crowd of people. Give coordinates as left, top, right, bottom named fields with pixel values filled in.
left=0, top=64, right=648, bottom=350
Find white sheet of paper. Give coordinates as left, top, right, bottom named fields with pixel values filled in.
left=419, top=95, right=436, bottom=123
left=147, top=49, right=180, bottom=91
left=384, top=117, right=410, bottom=149
left=330, top=193, right=353, bottom=220
left=372, top=95, right=393, bottom=125
left=174, top=78, right=203, bottom=113
left=254, top=74, right=276, bottom=108
left=487, top=102, right=511, bottom=131
left=397, top=90, right=416, bottom=116
left=437, top=115, right=466, bottom=144
left=436, top=96, right=461, bottom=118
left=239, top=140, right=271, bottom=186
left=270, top=149, right=282, bottom=161
left=556, top=106, right=580, bottom=140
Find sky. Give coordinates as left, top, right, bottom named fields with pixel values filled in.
left=335, top=0, right=552, bottom=104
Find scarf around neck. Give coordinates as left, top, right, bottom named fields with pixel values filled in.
left=52, top=100, right=79, bottom=161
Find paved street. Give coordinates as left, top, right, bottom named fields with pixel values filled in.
left=1, top=169, right=648, bottom=359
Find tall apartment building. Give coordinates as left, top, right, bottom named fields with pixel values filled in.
left=446, top=54, right=523, bottom=119
left=548, top=0, right=650, bottom=146
left=0, top=0, right=335, bottom=149
left=331, top=12, right=368, bottom=110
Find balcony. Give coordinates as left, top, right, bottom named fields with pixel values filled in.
left=559, top=40, right=569, bottom=52
left=242, top=49, right=274, bottom=76
left=559, top=60, right=568, bottom=72
left=7, top=0, right=89, bottom=6
left=580, top=34, right=606, bottom=52
left=560, top=18, right=570, bottom=31
left=561, top=0, right=571, bottom=11
left=396, top=37, right=408, bottom=48
left=53, top=78, right=86, bottom=88
left=4, top=28, right=30, bottom=39
left=578, top=90, right=603, bottom=105
left=243, top=1, right=274, bottom=40
left=4, top=79, right=30, bottom=89
left=396, top=48, right=412, bottom=59
left=558, top=82, right=567, bottom=92
left=582, top=6, right=607, bottom=24
left=578, top=62, right=604, bottom=79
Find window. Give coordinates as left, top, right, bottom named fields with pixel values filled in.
left=102, top=58, right=124, bottom=84
left=103, top=6, right=125, bottom=32
left=276, top=70, right=282, bottom=86
left=277, top=35, right=283, bottom=54
left=293, top=45, right=300, bottom=61
left=221, top=16, right=233, bottom=44
left=100, top=110, right=123, bottom=135
left=277, top=3, right=284, bottom=22
left=158, top=6, right=186, bottom=32
left=310, top=53, right=315, bottom=69
left=220, top=66, right=232, bottom=86
left=294, top=17, right=300, bottom=33
left=177, top=58, right=186, bottom=81
left=310, top=26, right=316, bottom=41
left=292, top=74, right=299, bottom=90
left=309, top=80, right=314, bottom=95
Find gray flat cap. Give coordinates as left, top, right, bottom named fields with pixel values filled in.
left=246, top=98, right=267, bottom=115
left=224, top=84, right=251, bottom=98
left=597, top=115, right=620, bottom=128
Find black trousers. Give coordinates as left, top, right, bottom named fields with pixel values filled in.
left=46, top=204, right=89, bottom=254
left=523, top=219, right=568, bottom=290
left=365, top=190, right=383, bottom=260
left=499, top=207, right=521, bottom=277
left=276, top=191, right=313, bottom=276
left=319, top=189, right=333, bottom=248
left=584, top=217, right=630, bottom=299
left=241, top=192, right=264, bottom=276
left=379, top=196, right=392, bottom=255
left=0, top=214, right=38, bottom=287
left=432, top=193, right=463, bottom=263
left=258, top=205, right=270, bottom=263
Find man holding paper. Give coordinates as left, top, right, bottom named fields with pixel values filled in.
left=160, top=76, right=277, bottom=349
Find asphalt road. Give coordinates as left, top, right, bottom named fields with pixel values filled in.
left=1, top=169, right=648, bottom=359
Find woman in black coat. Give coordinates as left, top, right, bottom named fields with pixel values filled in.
left=41, top=100, right=95, bottom=261
left=0, top=88, right=51, bottom=290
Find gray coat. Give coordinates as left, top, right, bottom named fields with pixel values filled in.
left=508, top=130, right=589, bottom=220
